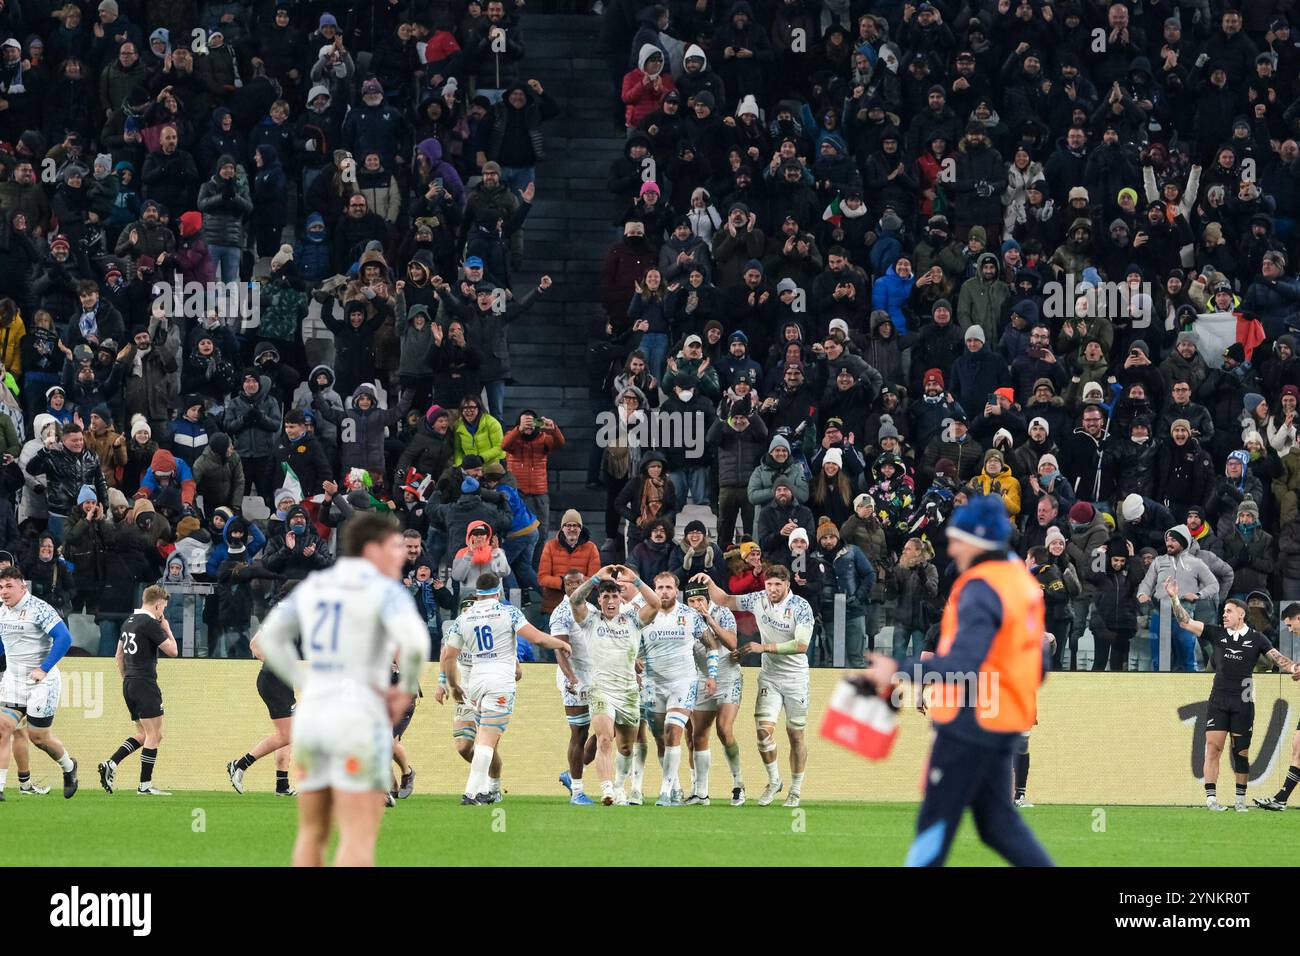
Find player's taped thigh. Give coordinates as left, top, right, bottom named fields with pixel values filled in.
left=756, top=721, right=777, bottom=752
left=0, top=705, right=21, bottom=726
left=664, top=708, right=690, bottom=731
left=1231, top=733, right=1252, bottom=774
left=566, top=709, right=592, bottom=728
left=453, top=722, right=477, bottom=741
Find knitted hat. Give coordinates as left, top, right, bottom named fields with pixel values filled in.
left=560, top=509, right=583, bottom=528
left=1068, top=501, right=1095, bottom=524
left=150, top=449, right=176, bottom=476
left=271, top=244, right=294, bottom=271
left=964, top=325, right=986, bottom=343
left=461, top=476, right=480, bottom=494
left=1237, top=495, right=1260, bottom=520
left=1166, top=524, right=1191, bottom=549
left=461, top=455, right=484, bottom=470
left=1044, top=526, right=1066, bottom=548
left=1121, top=493, right=1145, bottom=521
left=947, top=496, right=1012, bottom=550
left=768, top=435, right=791, bottom=455
left=1029, top=416, right=1049, bottom=434
left=854, top=493, right=875, bottom=511
left=1228, top=449, right=1251, bottom=472
left=1038, top=453, right=1059, bottom=470
left=788, top=527, right=809, bottom=548
left=823, top=448, right=843, bottom=469
left=209, top=432, right=231, bottom=456
left=76, top=485, right=97, bottom=506
left=1243, top=392, right=1266, bottom=413
left=1169, top=417, right=1192, bottom=433
left=923, top=368, right=944, bottom=387
left=684, top=519, right=707, bottom=536
left=815, top=516, right=839, bottom=541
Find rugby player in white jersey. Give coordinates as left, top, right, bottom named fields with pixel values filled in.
left=441, top=572, right=570, bottom=804
left=569, top=565, right=660, bottom=805
left=640, top=572, right=717, bottom=806
left=550, top=569, right=596, bottom=805
left=684, top=581, right=743, bottom=806
left=691, top=564, right=814, bottom=807
left=0, top=565, right=80, bottom=800
left=609, top=569, right=657, bottom=803
left=436, top=600, right=517, bottom=802
left=257, top=513, right=428, bottom=867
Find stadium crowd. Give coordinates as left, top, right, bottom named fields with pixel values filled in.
left=0, top=0, right=1295, bottom=675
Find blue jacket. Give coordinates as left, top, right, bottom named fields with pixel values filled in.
left=167, top=416, right=209, bottom=467
left=496, top=482, right=540, bottom=538
left=293, top=213, right=332, bottom=282
left=871, top=266, right=915, bottom=333
left=206, top=520, right=267, bottom=576
left=819, top=543, right=876, bottom=615
left=140, top=456, right=195, bottom=495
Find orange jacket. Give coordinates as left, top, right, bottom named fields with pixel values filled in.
left=501, top=425, right=565, bottom=495
left=537, top=529, right=601, bottom=612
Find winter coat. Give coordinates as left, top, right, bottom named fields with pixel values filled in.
left=222, top=375, right=282, bottom=460
left=537, top=528, right=602, bottom=613
left=192, top=444, right=244, bottom=512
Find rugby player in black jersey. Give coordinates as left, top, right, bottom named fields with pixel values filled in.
left=1165, top=578, right=1300, bottom=811
left=100, top=586, right=178, bottom=796
left=1256, top=604, right=1300, bottom=810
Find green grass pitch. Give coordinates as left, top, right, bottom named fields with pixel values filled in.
left=6, top=792, right=1300, bottom=865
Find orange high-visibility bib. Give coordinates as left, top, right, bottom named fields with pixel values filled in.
left=927, top=560, right=1045, bottom=733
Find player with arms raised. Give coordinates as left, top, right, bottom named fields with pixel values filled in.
left=0, top=565, right=80, bottom=800
left=99, top=585, right=178, bottom=795
left=691, top=564, right=814, bottom=807
left=1163, top=577, right=1300, bottom=811
left=640, top=571, right=717, bottom=806
left=257, top=513, right=428, bottom=867
left=441, top=572, right=570, bottom=804
left=685, top=581, right=742, bottom=805
left=570, top=565, right=659, bottom=805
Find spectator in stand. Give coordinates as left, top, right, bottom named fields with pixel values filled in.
left=538, top=509, right=601, bottom=614
left=500, top=410, right=562, bottom=535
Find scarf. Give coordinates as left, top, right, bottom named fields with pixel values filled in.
left=79, top=307, right=99, bottom=340
left=638, top=475, right=665, bottom=527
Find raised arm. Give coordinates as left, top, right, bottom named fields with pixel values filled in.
left=688, top=571, right=738, bottom=612
left=519, top=620, right=570, bottom=652
left=1163, top=577, right=1205, bottom=638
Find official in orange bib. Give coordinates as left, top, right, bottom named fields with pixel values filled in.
left=864, top=495, right=1054, bottom=867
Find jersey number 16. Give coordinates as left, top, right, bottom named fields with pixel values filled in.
left=474, top=624, right=494, bottom=651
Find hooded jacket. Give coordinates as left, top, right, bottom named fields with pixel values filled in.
left=222, top=374, right=282, bottom=460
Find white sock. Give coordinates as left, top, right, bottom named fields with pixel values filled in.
left=694, top=751, right=711, bottom=797
left=765, top=759, right=781, bottom=785
left=571, top=777, right=584, bottom=795
left=632, top=743, right=647, bottom=791
left=466, top=745, right=494, bottom=796
left=57, top=751, right=74, bottom=773
left=488, top=776, right=501, bottom=794
left=791, top=772, right=804, bottom=794
left=602, top=779, right=614, bottom=797
left=615, top=752, right=632, bottom=787
left=725, top=742, right=743, bottom=786
left=0, top=768, right=7, bottom=790
left=661, top=746, right=681, bottom=796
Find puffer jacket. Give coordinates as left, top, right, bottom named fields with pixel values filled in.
left=452, top=411, right=505, bottom=467
left=747, top=445, right=809, bottom=525
left=339, top=383, right=399, bottom=475
left=537, top=527, right=601, bottom=612
left=1216, top=525, right=1275, bottom=596
left=196, top=173, right=253, bottom=247
left=500, top=424, right=563, bottom=496
left=222, top=375, right=282, bottom=460
left=26, top=443, right=108, bottom=516
left=707, top=414, right=768, bottom=488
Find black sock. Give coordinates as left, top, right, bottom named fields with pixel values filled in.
left=1277, top=766, right=1300, bottom=802
left=1014, top=752, right=1030, bottom=799
left=140, top=748, right=157, bottom=786
left=275, top=770, right=289, bottom=792
left=1205, top=783, right=1216, bottom=798
left=1236, top=782, right=1247, bottom=799
left=18, top=771, right=29, bottom=786
left=111, top=738, right=140, bottom=765
left=235, top=752, right=257, bottom=771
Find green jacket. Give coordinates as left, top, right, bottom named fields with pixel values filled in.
left=453, top=413, right=505, bottom=467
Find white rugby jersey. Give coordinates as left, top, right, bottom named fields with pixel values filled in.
left=694, top=603, right=740, bottom=683
left=258, top=557, right=427, bottom=701
left=579, top=606, right=644, bottom=697
left=457, top=599, right=527, bottom=681
left=641, top=601, right=708, bottom=685
left=549, top=599, right=589, bottom=683
left=442, top=617, right=474, bottom=678
left=0, top=591, right=65, bottom=674
left=737, top=590, right=815, bottom=684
